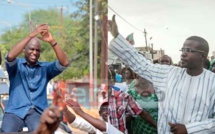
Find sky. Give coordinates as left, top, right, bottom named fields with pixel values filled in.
left=0, top=0, right=76, bottom=35
left=108, top=0, right=215, bottom=63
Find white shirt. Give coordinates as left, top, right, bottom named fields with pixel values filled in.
left=109, top=34, right=215, bottom=134
left=69, top=116, right=107, bottom=134
left=107, top=123, right=123, bottom=134
left=114, top=82, right=127, bottom=92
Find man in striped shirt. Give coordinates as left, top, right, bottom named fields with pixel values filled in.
left=108, top=15, right=215, bottom=134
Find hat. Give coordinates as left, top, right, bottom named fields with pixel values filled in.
left=99, top=98, right=108, bottom=111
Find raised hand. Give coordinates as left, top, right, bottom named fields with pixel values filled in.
left=33, top=105, right=62, bottom=134
left=66, top=98, right=84, bottom=115
left=108, top=15, right=119, bottom=38
left=38, top=30, right=55, bottom=44
left=29, top=24, right=49, bottom=38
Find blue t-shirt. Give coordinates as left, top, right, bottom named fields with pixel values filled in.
left=5, top=57, right=67, bottom=118
left=115, top=73, right=122, bottom=82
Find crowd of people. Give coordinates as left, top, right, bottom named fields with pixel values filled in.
left=1, top=14, right=215, bottom=134
left=107, top=15, right=215, bottom=134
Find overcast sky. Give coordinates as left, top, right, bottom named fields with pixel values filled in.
left=108, top=0, right=215, bottom=63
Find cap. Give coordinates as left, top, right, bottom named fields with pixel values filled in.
left=99, top=98, right=108, bottom=111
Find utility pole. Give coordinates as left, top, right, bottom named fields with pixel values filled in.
left=89, top=0, right=94, bottom=108
left=101, top=15, right=108, bottom=85
left=143, top=29, right=148, bottom=51
left=93, top=0, right=98, bottom=107
left=151, top=43, right=154, bottom=59
left=56, top=6, right=68, bottom=28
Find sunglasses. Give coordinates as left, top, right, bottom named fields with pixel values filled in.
left=180, top=48, right=205, bottom=54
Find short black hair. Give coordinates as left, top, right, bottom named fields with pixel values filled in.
left=186, top=36, right=209, bottom=57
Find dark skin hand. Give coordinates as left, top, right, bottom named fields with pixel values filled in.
left=169, top=123, right=188, bottom=134
left=33, top=105, right=63, bottom=134
left=108, top=15, right=119, bottom=38
left=66, top=98, right=106, bottom=131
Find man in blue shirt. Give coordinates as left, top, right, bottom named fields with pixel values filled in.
left=1, top=24, right=69, bottom=132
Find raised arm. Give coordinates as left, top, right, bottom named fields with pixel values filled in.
left=37, top=30, right=69, bottom=67
left=7, top=24, right=49, bottom=62
left=53, top=90, right=100, bottom=133
left=108, top=15, right=172, bottom=86
left=66, top=99, right=106, bottom=131
left=63, top=106, right=100, bottom=133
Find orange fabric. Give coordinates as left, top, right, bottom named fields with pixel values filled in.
left=52, top=81, right=67, bottom=108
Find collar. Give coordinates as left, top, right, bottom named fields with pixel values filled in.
left=21, top=57, right=41, bottom=67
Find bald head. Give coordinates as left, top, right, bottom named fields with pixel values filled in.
left=26, top=37, right=41, bottom=49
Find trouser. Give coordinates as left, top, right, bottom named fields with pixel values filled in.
left=1, top=108, right=41, bottom=132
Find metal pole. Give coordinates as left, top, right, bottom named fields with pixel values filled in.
left=89, top=0, right=94, bottom=107
left=151, top=43, right=154, bottom=59
left=101, top=15, right=108, bottom=84
left=93, top=0, right=98, bottom=106
left=143, top=29, right=148, bottom=51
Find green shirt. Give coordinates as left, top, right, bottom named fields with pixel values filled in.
left=128, top=89, right=158, bottom=134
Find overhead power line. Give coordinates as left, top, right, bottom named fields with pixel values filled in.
left=108, top=6, right=144, bottom=33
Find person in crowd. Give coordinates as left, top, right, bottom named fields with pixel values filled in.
left=211, top=55, right=214, bottom=61
left=108, top=69, right=157, bottom=134
left=108, top=69, right=127, bottom=92
left=210, top=58, right=215, bottom=73
left=109, top=64, right=123, bottom=83
left=158, top=55, right=172, bottom=65
left=62, top=99, right=108, bottom=134
left=122, top=67, right=136, bottom=92
left=108, top=15, right=215, bottom=134
left=1, top=24, right=69, bottom=132
left=97, top=84, right=108, bottom=108
left=53, top=85, right=110, bottom=134
left=204, top=58, right=210, bottom=69
left=108, top=64, right=114, bottom=72
left=65, top=98, right=124, bottom=134
left=120, top=67, right=127, bottom=82
left=128, top=75, right=158, bottom=134
left=115, top=68, right=123, bottom=82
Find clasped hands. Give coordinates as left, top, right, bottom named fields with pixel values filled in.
left=29, top=23, right=55, bottom=44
